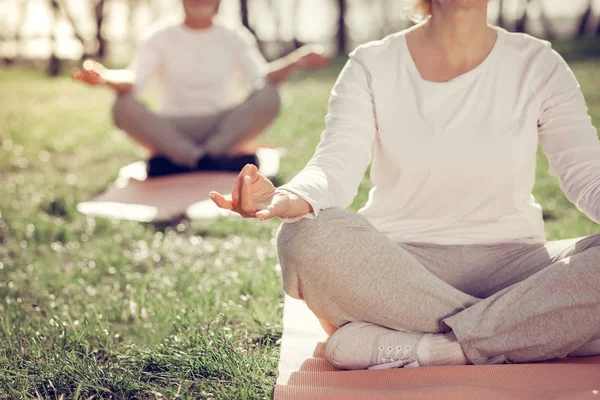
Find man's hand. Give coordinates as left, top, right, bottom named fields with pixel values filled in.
left=266, top=44, right=331, bottom=84
left=73, top=59, right=135, bottom=93
left=295, top=45, right=331, bottom=70
left=72, top=60, right=108, bottom=86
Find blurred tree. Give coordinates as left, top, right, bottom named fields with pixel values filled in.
left=292, top=0, right=303, bottom=49
left=515, top=0, right=530, bottom=33
left=47, top=0, right=62, bottom=76
left=336, top=0, right=347, bottom=53
left=537, top=0, right=556, bottom=40
left=58, top=0, right=92, bottom=60
left=268, top=0, right=291, bottom=57
left=93, top=0, right=108, bottom=58
left=496, top=0, right=506, bottom=29
left=44, top=0, right=109, bottom=75
left=3, top=0, right=28, bottom=64
left=240, top=0, right=255, bottom=35
left=515, top=0, right=555, bottom=39
left=576, top=0, right=593, bottom=37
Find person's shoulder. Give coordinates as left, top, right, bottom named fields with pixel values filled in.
left=499, top=28, right=574, bottom=93
left=349, top=29, right=410, bottom=67
left=139, top=18, right=182, bottom=44
left=500, top=28, right=560, bottom=64
left=213, top=19, right=257, bottom=45
left=351, top=30, right=406, bottom=57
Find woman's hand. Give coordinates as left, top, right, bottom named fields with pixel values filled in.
left=72, top=59, right=108, bottom=86
left=209, top=164, right=312, bottom=220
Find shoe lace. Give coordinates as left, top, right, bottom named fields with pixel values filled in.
left=368, top=344, right=420, bottom=370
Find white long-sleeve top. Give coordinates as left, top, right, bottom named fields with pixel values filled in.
left=128, top=21, right=267, bottom=117
left=280, top=28, right=600, bottom=245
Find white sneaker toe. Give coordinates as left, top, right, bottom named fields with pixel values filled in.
left=325, top=321, right=427, bottom=370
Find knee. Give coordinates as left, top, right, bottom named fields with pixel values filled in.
left=276, top=218, right=316, bottom=299
left=276, top=208, right=361, bottom=298
left=252, top=83, right=281, bottom=121
left=575, top=233, right=600, bottom=254
left=111, top=93, right=135, bottom=129
left=588, top=233, right=600, bottom=249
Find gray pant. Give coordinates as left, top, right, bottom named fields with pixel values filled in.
left=112, top=83, right=281, bottom=168
left=277, top=208, right=600, bottom=365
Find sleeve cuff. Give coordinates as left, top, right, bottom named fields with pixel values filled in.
left=277, top=187, right=320, bottom=223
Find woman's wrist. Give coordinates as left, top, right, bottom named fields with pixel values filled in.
left=275, top=189, right=313, bottom=218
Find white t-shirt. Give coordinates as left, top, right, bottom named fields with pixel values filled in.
left=280, top=27, right=600, bottom=245
left=129, top=21, right=268, bottom=117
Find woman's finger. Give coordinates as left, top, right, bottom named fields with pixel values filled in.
left=240, top=175, right=255, bottom=214
left=209, top=192, right=235, bottom=210
left=247, top=164, right=259, bottom=181
left=231, top=164, right=251, bottom=205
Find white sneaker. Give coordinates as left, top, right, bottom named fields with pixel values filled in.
left=325, top=321, right=429, bottom=370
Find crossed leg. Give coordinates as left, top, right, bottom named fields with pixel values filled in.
left=277, top=208, right=600, bottom=364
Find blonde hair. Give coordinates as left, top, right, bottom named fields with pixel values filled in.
left=403, top=0, right=432, bottom=22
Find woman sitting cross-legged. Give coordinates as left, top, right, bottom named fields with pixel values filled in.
left=209, top=0, right=600, bottom=370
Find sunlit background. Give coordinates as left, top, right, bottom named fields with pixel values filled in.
left=0, top=0, right=599, bottom=398
left=1, top=0, right=600, bottom=65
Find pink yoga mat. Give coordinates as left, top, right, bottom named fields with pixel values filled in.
left=77, top=147, right=281, bottom=222
left=275, top=295, right=600, bottom=400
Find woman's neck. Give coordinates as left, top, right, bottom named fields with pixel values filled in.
left=183, top=17, right=214, bottom=30
left=424, top=3, right=495, bottom=64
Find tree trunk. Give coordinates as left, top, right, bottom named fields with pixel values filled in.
left=6, top=0, right=28, bottom=64
left=515, top=0, right=530, bottom=33
left=536, top=0, right=556, bottom=40
left=292, top=0, right=303, bottom=49
left=94, top=0, right=107, bottom=59
left=576, top=0, right=593, bottom=37
left=497, top=0, right=505, bottom=29
left=58, top=0, right=90, bottom=59
left=47, top=0, right=62, bottom=76
left=336, top=0, right=347, bottom=54
left=240, top=0, right=255, bottom=34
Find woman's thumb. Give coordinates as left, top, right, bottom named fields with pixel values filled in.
left=256, top=205, right=275, bottom=220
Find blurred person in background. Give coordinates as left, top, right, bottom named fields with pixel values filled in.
left=74, top=0, right=329, bottom=177
left=211, top=0, right=600, bottom=370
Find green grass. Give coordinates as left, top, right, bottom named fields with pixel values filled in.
left=1, top=49, right=599, bottom=398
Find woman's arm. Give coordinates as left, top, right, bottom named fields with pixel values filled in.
left=210, top=48, right=377, bottom=221
left=538, top=48, right=600, bottom=224
left=278, top=48, right=378, bottom=221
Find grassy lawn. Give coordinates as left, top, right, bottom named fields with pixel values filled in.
left=0, top=47, right=599, bottom=398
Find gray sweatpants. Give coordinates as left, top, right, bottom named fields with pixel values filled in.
left=277, top=208, right=600, bottom=365
left=112, top=83, right=281, bottom=168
